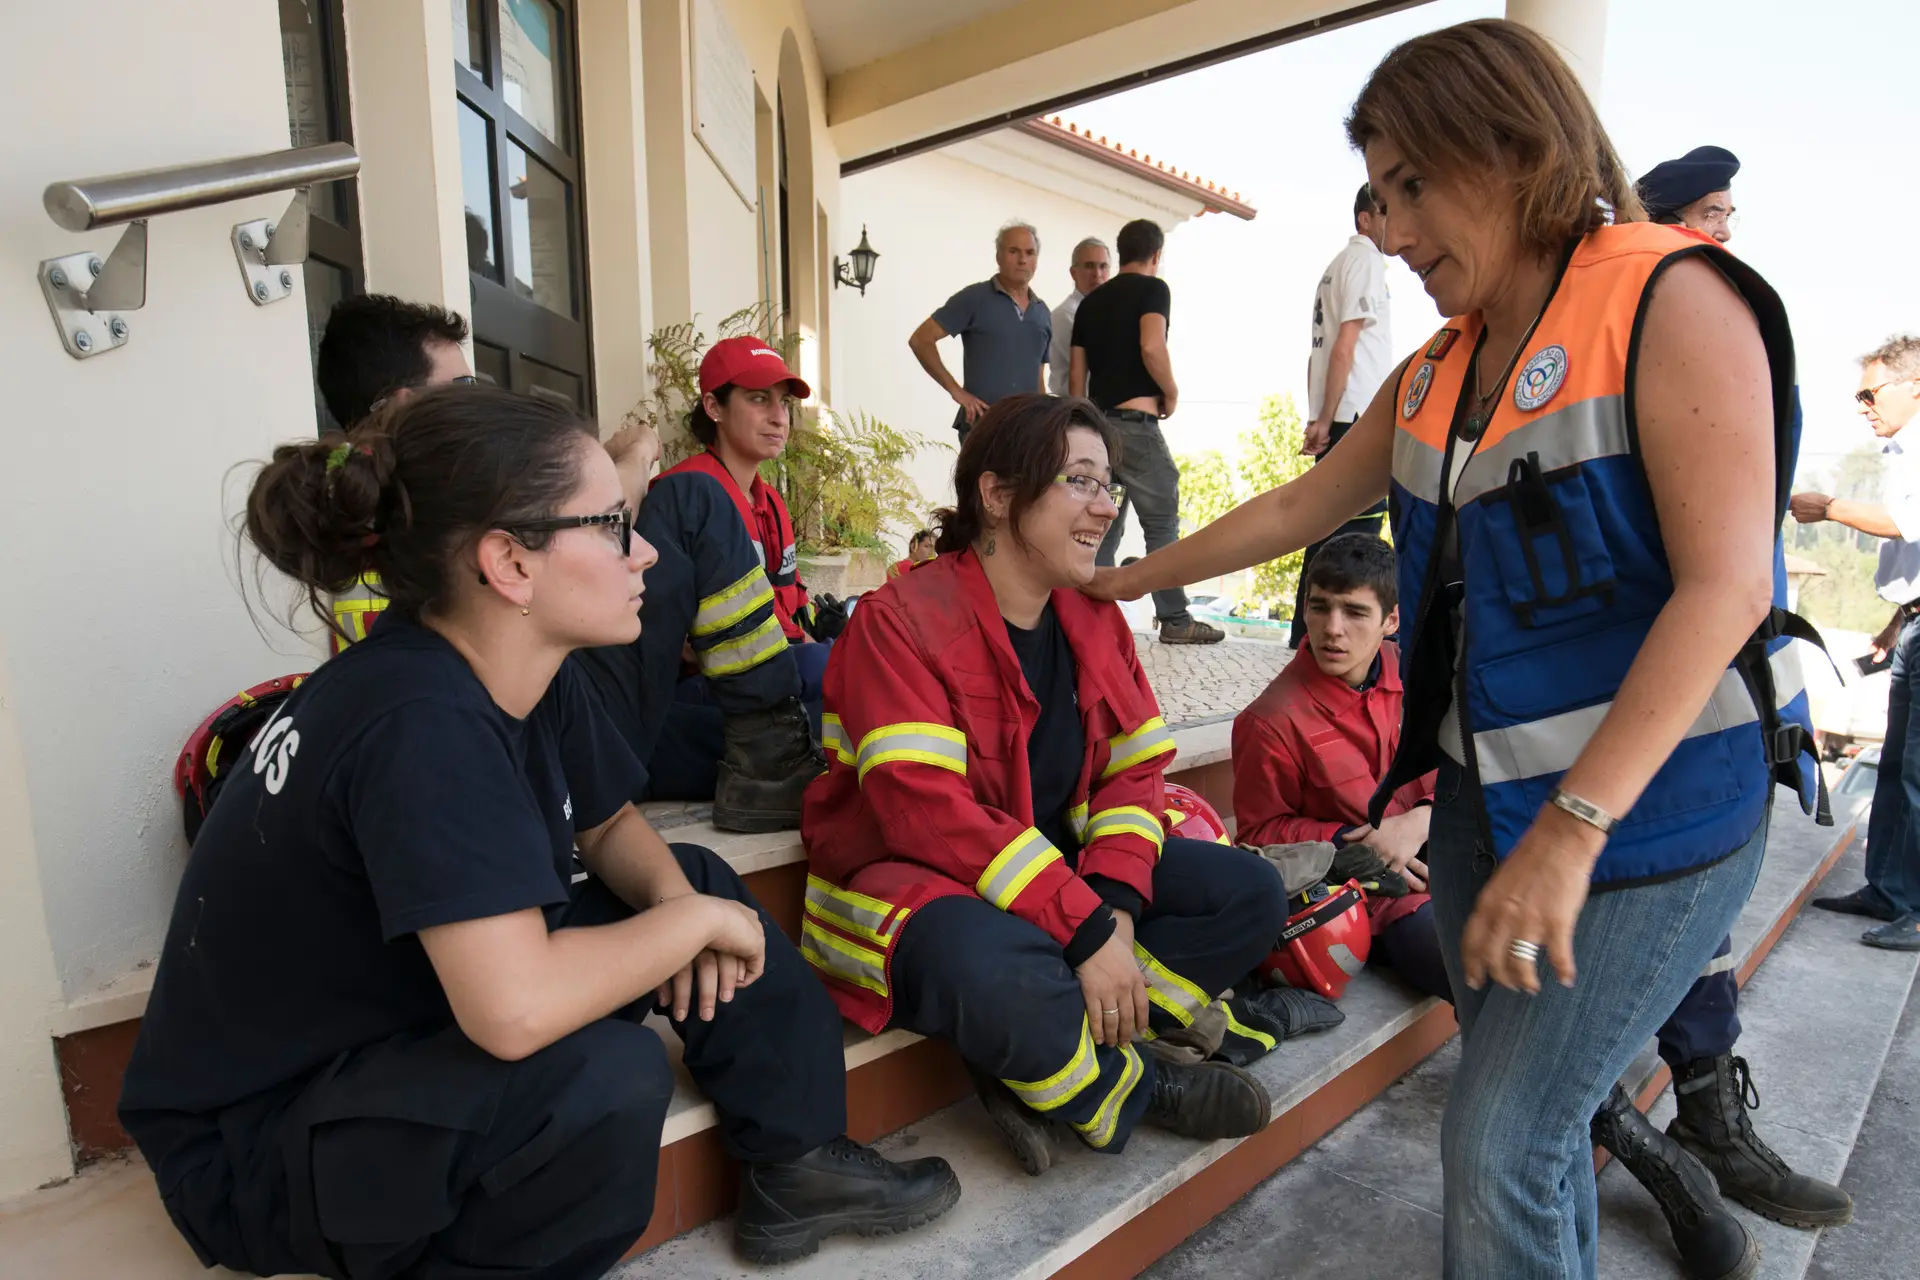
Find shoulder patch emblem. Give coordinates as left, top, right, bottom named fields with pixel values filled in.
left=1425, top=329, right=1460, bottom=360
left=1514, top=344, right=1569, bottom=413
left=1402, top=362, right=1435, bottom=420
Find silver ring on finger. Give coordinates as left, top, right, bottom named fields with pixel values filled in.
left=1507, top=938, right=1541, bottom=963
left=1102, top=1007, right=1120, bottom=1016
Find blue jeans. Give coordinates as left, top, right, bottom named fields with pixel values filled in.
left=1864, top=611, right=1920, bottom=917
left=1427, top=758, right=1765, bottom=1279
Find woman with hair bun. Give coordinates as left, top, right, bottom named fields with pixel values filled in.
left=119, top=384, right=956, bottom=1277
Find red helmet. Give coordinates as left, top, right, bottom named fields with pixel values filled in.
left=1261, top=880, right=1372, bottom=1000
left=174, top=674, right=308, bottom=843
left=1162, top=783, right=1229, bottom=844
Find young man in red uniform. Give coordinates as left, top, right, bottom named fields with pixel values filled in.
left=1232, top=534, right=1447, bottom=999
left=888, top=529, right=936, bottom=580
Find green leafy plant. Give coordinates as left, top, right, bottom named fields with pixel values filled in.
left=627, top=305, right=942, bottom=553
left=1176, top=392, right=1317, bottom=604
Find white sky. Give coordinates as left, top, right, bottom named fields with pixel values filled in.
left=1063, top=0, right=1920, bottom=481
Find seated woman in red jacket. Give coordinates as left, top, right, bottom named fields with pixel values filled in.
left=1232, top=534, right=1447, bottom=1001
left=801, top=394, right=1289, bottom=1174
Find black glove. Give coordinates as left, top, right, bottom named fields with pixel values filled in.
left=1234, top=986, right=1346, bottom=1040
left=1329, top=841, right=1409, bottom=898
left=801, top=593, right=849, bottom=642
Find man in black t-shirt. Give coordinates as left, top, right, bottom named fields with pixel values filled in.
left=1070, top=220, right=1222, bottom=645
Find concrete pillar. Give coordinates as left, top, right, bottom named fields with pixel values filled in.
left=342, top=0, right=469, bottom=319
left=578, top=0, right=656, bottom=432
left=1506, top=0, right=1608, bottom=97
left=640, top=0, right=692, bottom=328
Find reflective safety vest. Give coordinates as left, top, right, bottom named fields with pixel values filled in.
left=661, top=450, right=811, bottom=641
left=1374, top=223, right=1826, bottom=888
left=328, top=574, right=387, bottom=655
left=801, top=549, right=1177, bottom=1032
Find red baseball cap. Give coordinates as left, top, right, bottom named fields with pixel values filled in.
left=698, top=335, right=811, bottom=400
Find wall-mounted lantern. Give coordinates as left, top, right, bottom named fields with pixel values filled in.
left=833, top=225, right=879, bottom=296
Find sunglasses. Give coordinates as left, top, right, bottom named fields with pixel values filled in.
left=506, top=509, right=636, bottom=557
left=1858, top=380, right=1911, bottom=408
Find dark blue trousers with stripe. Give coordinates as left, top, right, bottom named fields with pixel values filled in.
left=886, top=838, right=1286, bottom=1153
left=1656, top=934, right=1739, bottom=1067
left=574, top=471, right=801, bottom=800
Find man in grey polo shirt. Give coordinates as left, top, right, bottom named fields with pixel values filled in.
left=1796, top=333, right=1920, bottom=951
left=908, top=220, right=1050, bottom=440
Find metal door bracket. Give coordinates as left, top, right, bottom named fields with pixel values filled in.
left=233, top=189, right=311, bottom=306
left=38, top=219, right=146, bottom=360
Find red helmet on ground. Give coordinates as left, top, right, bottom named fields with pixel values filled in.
left=174, top=674, right=307, bottom=843
left=1261, top=880, right=1372, bottom=1000
left=1161, top=783, right=1229, bottom=844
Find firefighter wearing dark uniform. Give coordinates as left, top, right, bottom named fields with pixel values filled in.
left=120, top=387, right=955, bottom=1277
left=802, top=396, right=1289, bottom=1170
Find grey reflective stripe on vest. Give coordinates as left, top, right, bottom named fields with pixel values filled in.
left=1084, top=806, right=1165, bottom=851
left=1454, top=395, right=1629, bottom=509
left=855, top=722, right=968, bottom=781
left=803, top=874, right=905, bottom=947
left=1393, top=428, right=1446, bottom=501
left=698, top=613, right=788, bottom=677
left=693, top=566, right=776, bottom=636
left=1102, top=717, right=1176, bottom=778
left=977, top=827, right=1064, bottom=910
left=1468, top=648, right=1807, bottom=786
left=800, top=920, right=889, bottom=996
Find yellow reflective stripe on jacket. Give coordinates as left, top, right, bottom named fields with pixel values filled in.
left=855, top=721, right=967, bottom=782
left=329, top=574, right=387, bottom=649
left=976, top=827, right=1065, bottom=910
left=1004, top=1018, right=1100, bottom=1112
left=699, top=613, right=788, bottom=677
left=1084, top=805, right=1165, bottom=853
left=1134, top=942, right=1210, bottom=1027
left=1072, top=1043, right=1145, bottom=1149
left=1102, top=716, right=1176, bottom=778
left=820, top=714, right=856, bottom=766
left=1066, top=801, right=1090, bottom=841
left=803, top=875, right=907, bottom=948
left=692, top=566, right=777, bottom=637
left=800, top=919, right=889, bottom=996
left=1222, top=1002, right=1277, bottom=1052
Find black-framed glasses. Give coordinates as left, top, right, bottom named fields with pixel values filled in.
left=1055, top=473, right=1126, bottom=505
left=1858, top=380, right=1911, bottom=408
left=369, top=375, right=481, bottom=414
left=505, top=509, right=635, bottom=557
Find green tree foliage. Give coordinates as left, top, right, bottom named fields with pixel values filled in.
left=1787, top=444, right=1893, bottom=632
left=1174, top=393, right=1318, bottom=607
left=628, top=304, right=942, bottom=553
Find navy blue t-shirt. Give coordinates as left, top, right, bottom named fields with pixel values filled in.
left=119, top=618, right=642, bottom=1161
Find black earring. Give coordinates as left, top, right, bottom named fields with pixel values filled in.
left=478, top=572, right=488, bottom=585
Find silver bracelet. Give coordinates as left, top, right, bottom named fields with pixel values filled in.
left=1548, top=788, right=1618, bottom=836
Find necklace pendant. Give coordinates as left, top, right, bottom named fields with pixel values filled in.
left=1460, top=412, right=1487, bottom=442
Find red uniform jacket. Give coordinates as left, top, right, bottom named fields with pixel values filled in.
left=1232, top=642, right=1433, bottom=933
left=801, top=550, right=1176, bottom=1032
left=661, top=450, right=810, bottom=641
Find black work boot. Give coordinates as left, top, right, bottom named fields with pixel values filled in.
left=1141, top=1056, right=1272, bottom=1140
left=734, top=1134, right=960, bottom=1264
left=1591, top=1083, right=1759, bottom=1280
left=1668, top=1054, right=1855, bottom=1228
left=968, top=1064, right=1054, bottom=1177
left=712, top=697, right=826, bottom=833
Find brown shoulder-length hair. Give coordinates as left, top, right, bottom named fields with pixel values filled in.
left=934, top=394, right=1118, bottom=555
left=1345, top=19, right=1643, bottom=256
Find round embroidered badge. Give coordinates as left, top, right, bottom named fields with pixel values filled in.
left=1513, top=344, right=1569, bottom=412
left=1402, top=361, right=1435, bottom=419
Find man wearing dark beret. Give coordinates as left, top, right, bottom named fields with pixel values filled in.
left=1636, top=144, right=1740, bottom=243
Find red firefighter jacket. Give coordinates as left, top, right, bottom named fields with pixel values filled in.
left=1232, top=641, right=1433, bottom=934
left=661, top=450, right=810, bottom=641
left=801, top=549, right=1176, bottom=1032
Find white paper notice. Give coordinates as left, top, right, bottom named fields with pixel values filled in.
left=691, top=0, right=757, bottom=210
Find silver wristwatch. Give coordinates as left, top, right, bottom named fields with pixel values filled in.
left=1548, top=787, right=1618, bottom=835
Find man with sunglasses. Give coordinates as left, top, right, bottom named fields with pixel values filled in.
left=1798, top=334, right=1920, bottom=951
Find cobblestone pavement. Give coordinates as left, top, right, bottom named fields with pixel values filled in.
left=1135, top=632, right=1294, bottom=729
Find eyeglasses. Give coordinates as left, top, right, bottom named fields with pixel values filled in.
left=505, top=509, right=636, bottom=557
left=368, top=375, right=480, bottom=414
left=1056, top=473, right=1126, bottom=505
left=1858, top=380, right=1912, bottom=408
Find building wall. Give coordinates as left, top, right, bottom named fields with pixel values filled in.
left=0, top=0, right=328, bottom=1193
left=832, top=138, right=1204, bottom=546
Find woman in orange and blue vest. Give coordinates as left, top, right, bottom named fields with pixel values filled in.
left=1093, top=21, right=1822, bottom=1278
left=802, top=395, right=1299, bottom=1175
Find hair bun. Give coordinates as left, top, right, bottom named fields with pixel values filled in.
left=246, top=431, right=390, bottom=595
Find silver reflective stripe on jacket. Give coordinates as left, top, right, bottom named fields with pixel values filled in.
left=976, top=827, right=1064, bottom=910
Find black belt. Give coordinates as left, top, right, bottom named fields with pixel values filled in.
left=1107, top=407, right=1156, bottom=421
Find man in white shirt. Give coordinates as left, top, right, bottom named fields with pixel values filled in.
left=1291, top=184, right=1394, bottom=646
left=1795, top=333, right=1920, bottom=950
left=1047, top=237, right=1111, bottom=395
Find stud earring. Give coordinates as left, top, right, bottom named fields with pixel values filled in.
left=521, top=606, right=530, bottom=617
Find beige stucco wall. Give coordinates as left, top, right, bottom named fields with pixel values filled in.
left=0, top=0, right=328, bottom=1194
left=832, top=135, right=1208, bottom=553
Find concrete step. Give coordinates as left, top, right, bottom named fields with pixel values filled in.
left=612, top=794, right=1856, bottom=1280
left=1142, top=799, right=1897, bottom=1280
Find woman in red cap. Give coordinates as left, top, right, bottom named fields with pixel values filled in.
left=574, top=336, right=828, bottom=831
